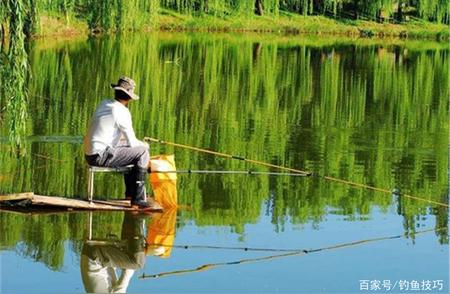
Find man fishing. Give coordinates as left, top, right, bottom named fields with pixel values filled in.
left=84, top=76, right=151, bottom=209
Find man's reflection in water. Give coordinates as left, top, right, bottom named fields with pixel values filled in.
left=80, top=178, right=178, bottom=293
left=80, top=213, right=147, bottom=293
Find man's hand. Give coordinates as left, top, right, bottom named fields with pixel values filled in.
left=140, top=141, right=149, bottom=149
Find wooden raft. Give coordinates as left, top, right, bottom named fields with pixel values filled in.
left=0, top=192, right=163, bottom=212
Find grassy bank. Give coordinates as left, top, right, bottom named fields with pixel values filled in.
left=156, top=9, right=450, bottom=39
left=31, top=10, right=450, bottom=40
left=38, top=14, right=88, bottom=38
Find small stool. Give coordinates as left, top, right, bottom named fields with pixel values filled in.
left=87, top=165, right=134, bottom=203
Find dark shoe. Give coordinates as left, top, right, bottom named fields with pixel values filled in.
left=131, top=199, right=151, bottom=209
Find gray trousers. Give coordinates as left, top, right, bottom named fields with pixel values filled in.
left=82, top=213, right=146, bottom=269
left=85, top=146, right=150, bottom=201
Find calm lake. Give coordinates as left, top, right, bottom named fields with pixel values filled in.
left=0, top=33, right=449, bottom=293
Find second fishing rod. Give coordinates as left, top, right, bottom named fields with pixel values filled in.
left=144, top=137, right=449, bottom=208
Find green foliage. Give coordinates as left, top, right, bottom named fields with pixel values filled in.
left=84, top=0, right=159, bottom=31
left=1, top=0, right=29, bottom=152
left=284, top=0, right=312, bottom=15
left=416, top=0, right=442, bottom=22
left=0, top=211, right=124, bottom=270
left=2, top=0, right=448, bottom=37
left=0, top=34, right=448, bottom=270
left=23, top=0, right=38, bottom=37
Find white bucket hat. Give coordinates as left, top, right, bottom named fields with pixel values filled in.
left=111, top=76, right=139, bottom=100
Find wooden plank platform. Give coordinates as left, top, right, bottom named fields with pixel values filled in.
left=0, top=192, right=34, bottom=202
left=0, top=192, right=163, bottom=212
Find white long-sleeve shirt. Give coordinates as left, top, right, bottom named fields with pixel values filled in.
left=80, top=253, right=135, bottom=293
left=84, top=99, right=145, bottom=155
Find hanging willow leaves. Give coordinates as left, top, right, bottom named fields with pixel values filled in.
left=3, top=0, right=29, bottom=152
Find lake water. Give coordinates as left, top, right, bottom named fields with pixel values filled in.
left=0, top=33, right=449, bottom=293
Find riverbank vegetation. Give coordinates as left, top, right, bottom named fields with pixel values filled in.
left=0, top=1, right=448, bottom=149
left=1, top=1, right=449, bottom=40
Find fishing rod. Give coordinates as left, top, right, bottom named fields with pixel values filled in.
left=150, top=169, right=309, bottom=177
left=141, top=251, right=304, bottom=279
left=144, top=137, right=449, bottom=208
left=139, top=227, right=444, bottom=280
left=144, top=137, right=312, bottom=176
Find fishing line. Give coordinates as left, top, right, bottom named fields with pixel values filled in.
left=144, top=137, right=449, bottom=208
left=147, top=243, right=301, bottom=252
left=151, top=170, right=308, bottom=177
left=139, top=227, right=445, bottom=280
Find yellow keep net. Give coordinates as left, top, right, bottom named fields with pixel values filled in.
left=146, top=155, right=178, bottom=257
left=145, top=208, right=177, bottom=258
left=149, top=154, right=177, bottom=182
left=149, top=154, right=177, bottom=208
left=146, top=155, right=178, bottom=258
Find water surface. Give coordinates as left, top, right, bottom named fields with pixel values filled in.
left=0, top=33, right=448, bottom=293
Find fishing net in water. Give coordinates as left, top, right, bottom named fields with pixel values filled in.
left=148, top=154, right=177, bottom=208
left=145, top=207, right=177, bottom=258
